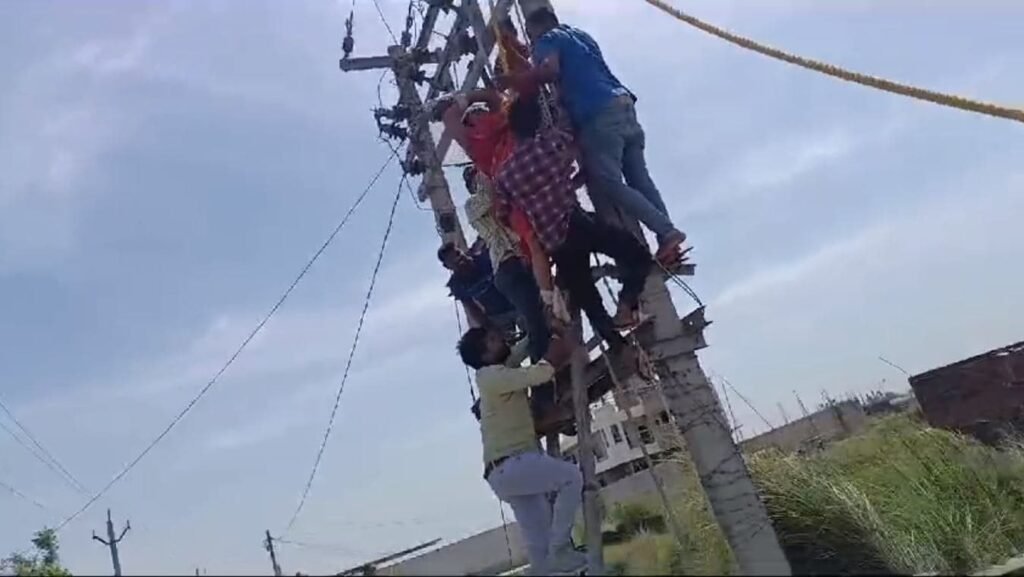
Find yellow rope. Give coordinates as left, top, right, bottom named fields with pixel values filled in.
left=489, top=0, right=511, bottom=74
left=642, top=0, right=1024, bottom=125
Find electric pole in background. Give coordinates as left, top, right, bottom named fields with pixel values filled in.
left=339, top=0, right=791, bottom=574
left=264, top=530, right=283, bottom=577
left=91, top=509, right=130, bottom=576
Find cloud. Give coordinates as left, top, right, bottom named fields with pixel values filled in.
left=0, top=13, right=163, bottom=271
left=713, top=166, right=1023, bottom=314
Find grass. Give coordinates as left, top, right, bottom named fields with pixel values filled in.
left=603, top=415, right=1024, bottom=575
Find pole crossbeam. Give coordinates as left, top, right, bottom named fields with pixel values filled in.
left=92, top=509, right=130, bottom=576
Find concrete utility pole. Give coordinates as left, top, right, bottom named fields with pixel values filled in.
left=516, top=1, right=792, bottom=574
left=264, top=530, right=283, bottom=577
left=569, top=320, right=604, bottom=573
left=91, top=509, right=130, bottom=576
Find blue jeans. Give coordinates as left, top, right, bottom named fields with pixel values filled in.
left=493, top=256, right=551, bottom=363
left=578, top=96, right=676, bottom=239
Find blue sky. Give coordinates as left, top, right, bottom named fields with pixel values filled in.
left=2, top=0, right=1022, bottom=574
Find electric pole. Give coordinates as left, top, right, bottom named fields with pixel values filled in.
left=264, top=530, right=283, bottom=577
left=338, top=0, right=791, bottom=574
left=91, top=509, right=130, bottom=576
left=518, top=0, right=793, bottom=573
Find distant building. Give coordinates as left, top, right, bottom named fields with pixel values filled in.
left=909, top=340, right=1024, bottom=444
left=377, top=526, right=526, bottom=576
left=740, top=400, right=869, bottom=455
left=560, top=392, right=677, bottom=488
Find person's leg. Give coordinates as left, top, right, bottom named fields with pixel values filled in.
left=553, top=215, right=622, bottom=347
left=503, top=494, right=553, bottom=575
left=487, top=452, right=583, bottom=568
left=578, top=99, right=677, bottom=239
left=494, top=257, right=551, bottom=363
left=620, top=101, right=670, bottom=220
left=587, top=215, right=654, bottom=317
left=511, top=208, right=554, bottom=292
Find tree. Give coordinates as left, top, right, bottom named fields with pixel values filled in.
left=1, top=528, right=71, bottom=576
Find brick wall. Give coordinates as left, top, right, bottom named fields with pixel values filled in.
left=910, top=342, right=1024, bottom=434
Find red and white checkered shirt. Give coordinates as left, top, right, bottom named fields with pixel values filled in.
left=494, top=128, right=579, bottom=253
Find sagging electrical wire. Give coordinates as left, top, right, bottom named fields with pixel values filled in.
left=284, top=172, right=408, bottom=534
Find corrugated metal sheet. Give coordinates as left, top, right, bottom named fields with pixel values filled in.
left=909, top=341, right=1024, bottom=434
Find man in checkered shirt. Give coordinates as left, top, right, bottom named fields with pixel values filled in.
left=494, top=95, right=653, bottom=349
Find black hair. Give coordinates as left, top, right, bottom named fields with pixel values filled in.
left=437, top=242, right=458, bottom=263
left=458, top=327, right=491, bottom=370
left=508, top=94, right=543, bottom=140
left=526, top=7, right=559, bottom=30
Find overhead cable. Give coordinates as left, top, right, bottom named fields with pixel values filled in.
left=51, top=149, right=401, bottom=533
left=284, top=172, right=407, bottom=534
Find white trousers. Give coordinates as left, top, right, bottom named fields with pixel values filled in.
left=487, top=451, right=583, bottom=574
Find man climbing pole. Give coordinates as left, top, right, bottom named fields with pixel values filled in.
left=462, top=164, right=551, bottom=364
left=438, top=243, right=519, bottom=336
left=500, top=7, right=688, bottom=269
left=494, top=94, right=653, bottom=349
left=458, top=326, right=587, bottom=576
left=427, top=15, right=571, bottom=326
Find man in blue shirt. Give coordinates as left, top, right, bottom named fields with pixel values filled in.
left=500, top=7, right=687, bottom=269
left=439, top=242, right=519, bottom=335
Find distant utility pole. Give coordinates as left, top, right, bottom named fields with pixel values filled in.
left=264, top=530, right=283, bottom=577
left=91, top=509, right=130, bottom=576
left=778, top=402, right=792, bottom=426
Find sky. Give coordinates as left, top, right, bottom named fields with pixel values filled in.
left=1, top=0, right=1022, bottom=574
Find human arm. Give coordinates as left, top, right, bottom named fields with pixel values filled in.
left=430, top=89, right=503, bottom=150
left=478, top=360, right=556, bottom=396
left=496, top=36, right=560, bottom=93
left=463, top=300, right=488, bottom=328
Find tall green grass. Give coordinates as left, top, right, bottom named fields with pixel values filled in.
left=606, top=416, right=1024, bottom=575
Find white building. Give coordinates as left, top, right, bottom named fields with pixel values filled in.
left=560, top=391, right=677, bottom=488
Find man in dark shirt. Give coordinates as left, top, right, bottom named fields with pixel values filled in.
left=439, top=243, right=519, bottom=335
left=494, top=95, right=652, bottom=349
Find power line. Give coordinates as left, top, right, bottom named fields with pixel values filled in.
left=452, top=300, right=475, bottom=403
left=0, top=396, right=87, bottom=495
left=284, top=173, right=407, bottom=534
left=51, top=149, right=401, bottom=534
left=371, top=0, right=399, bottom=45
left=0, top=477, right=49, bottom=512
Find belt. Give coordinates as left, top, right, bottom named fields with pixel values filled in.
left=483, top=456, right=509, bottom=480
left=484, top=448, right=538, bottom=479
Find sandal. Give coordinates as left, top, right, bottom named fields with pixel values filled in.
left=655, top=229, right=687, bottom=266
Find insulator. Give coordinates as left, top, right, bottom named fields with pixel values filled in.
left=405, top=158, right=426, bottom=176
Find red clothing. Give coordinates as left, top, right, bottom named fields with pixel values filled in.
left=494, top=128, right=579, bottom=254
left=464, top=111, right=515, bottom=180
left=463, top=109, right=538, bottom=262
